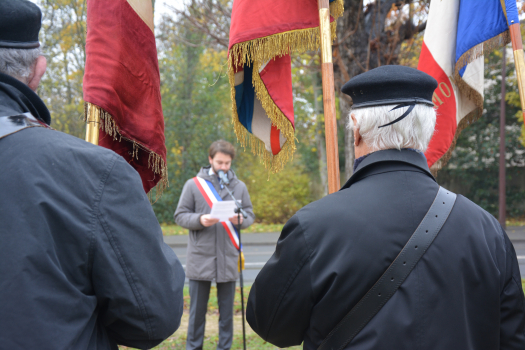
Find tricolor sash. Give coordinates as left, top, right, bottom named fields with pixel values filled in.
left=193, top=176, right=240, bottom=250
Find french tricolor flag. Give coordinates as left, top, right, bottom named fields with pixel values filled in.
left=228, top=0, right=343, bottom=172
left=233, top=56, right=292, bottom=158
left=418, top=0, right=519, bottom=170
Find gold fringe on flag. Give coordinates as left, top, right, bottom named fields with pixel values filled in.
left=330, top=0, right=344, bottom=20
left=84, top=102, right=169, bottom=201
left=228, top=20, right=338, bottom=173
left=431, top=30, right=511, bottom=174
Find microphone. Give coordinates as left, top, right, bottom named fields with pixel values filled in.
left=218, top=170, right=230, bottom=185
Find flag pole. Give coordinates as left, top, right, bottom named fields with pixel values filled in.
left=509, top=22, right=525, bottom=126
left=499, top=47, right=507, bottom=228
left=318, top=0, right=340, bottom=194
left=85, top=103, right=100, bottom=145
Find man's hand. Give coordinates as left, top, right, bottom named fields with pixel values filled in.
left=200, top=214, right=219, bottom=227
left=229, top=215, right=244, bottom=226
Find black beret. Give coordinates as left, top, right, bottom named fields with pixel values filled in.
left=0, top=0, right=41, bottom=49
left=341, top=65, right=437, bottom=108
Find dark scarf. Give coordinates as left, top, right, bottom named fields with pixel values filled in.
left=0, top=72, right=50, bottom=125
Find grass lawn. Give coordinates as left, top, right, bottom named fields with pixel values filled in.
left=121, top=281, right=525, bottom=349
left=507, top=218, right=525, bottom=227
left=161, top=223, right=284, bottom=236
left=121, top=285, right=301, bottom=350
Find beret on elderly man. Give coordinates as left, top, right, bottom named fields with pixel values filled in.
left=247, top=65, right=525, bottom=350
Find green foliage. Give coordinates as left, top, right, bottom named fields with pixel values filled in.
left=38, top=0, right=86, bottom=138
left=153, top=14, right=236, bottom=223
left=236, top=154, right=314, bottom=224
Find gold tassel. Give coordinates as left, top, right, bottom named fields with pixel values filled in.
left=228, top=22, right=337, bottom=172
left=329, top=0, right=345, bottom=20
left=84, top=102, right=169, bottom=201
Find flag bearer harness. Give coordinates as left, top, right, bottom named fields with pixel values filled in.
left=318, top=187, right=457, bottom=350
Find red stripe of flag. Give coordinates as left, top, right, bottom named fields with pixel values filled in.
left=221, top=222, right=240, bottom=250
left=270, top=124, right=281, bottom=155
left=418, top=41, right=457, bottom=168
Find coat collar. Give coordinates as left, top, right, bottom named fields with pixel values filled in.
left=341, top=149, right=436, bottom=190
left=0, top=72, right=50, bottom=125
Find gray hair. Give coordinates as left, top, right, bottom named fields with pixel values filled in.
left=347, top=104, right=437, bottom=153
left=0, top=47, right=42, bottom=83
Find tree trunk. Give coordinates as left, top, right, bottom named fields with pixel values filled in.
left=313, top=70, right=329, bottom=196
left=333, top=0, right=415, bottom=178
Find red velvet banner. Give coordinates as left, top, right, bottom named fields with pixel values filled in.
left=83, top=0, right=166, bottom=194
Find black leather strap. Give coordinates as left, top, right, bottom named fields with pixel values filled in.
left=318, top=187, right=457, bottom=350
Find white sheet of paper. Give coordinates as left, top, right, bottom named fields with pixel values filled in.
left=209, top=200, right=240, bottom=222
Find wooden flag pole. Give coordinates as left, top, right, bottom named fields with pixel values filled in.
left=318, top=0, right=340, bottom=194
left=509, top=22, right=525, bottom=126
left=85, top=103, right=100, bottom=145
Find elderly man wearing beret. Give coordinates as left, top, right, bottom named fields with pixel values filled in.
left=247, top=65, right=525, bottom=350
left=0, top=1, right=185, bottom=349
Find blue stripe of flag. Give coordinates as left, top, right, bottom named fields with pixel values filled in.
left=235, top=64, right=254, bottom=133
left=456, top=0, right=519, bottom=77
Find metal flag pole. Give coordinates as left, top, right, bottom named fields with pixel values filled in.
left=499, top=47, right=507, bottom=228
left=318, top=0, right=340, bottom=194
left=236, top=210, right=247, bottom=350
left=509, top=21, right=525, bottom=127
left=221, top=179, right=248, bottom=350
left=85, top=103, right=100, bottom=145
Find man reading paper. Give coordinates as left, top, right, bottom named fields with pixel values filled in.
left=174, top=140, right=255, bottom=350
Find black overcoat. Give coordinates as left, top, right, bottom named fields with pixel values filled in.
left=0, top=73, right=185, bottom=349
left=247, top=149, right=525, bottom=349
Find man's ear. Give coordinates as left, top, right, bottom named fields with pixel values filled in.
left=351, top=114, right=362, bottom=147
left=27, top=56, right=47, bottom=91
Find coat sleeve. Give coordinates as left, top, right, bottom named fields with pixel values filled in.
left=92, top=155, right=185, bottom=349
left=246, top=214, right=314, bottom=347
left=173, top=180, right=206, bottom=230
left=239, top=182, right=255, bottom=230
left=500, top=228, right=525, bottom=349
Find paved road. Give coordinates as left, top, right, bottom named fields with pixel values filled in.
left=166, top=233, right=279, bottom=284
left=166, top=226, right=525, bottom=283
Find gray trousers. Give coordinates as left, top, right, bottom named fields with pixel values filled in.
left=186, top=279, right=236, bottom=350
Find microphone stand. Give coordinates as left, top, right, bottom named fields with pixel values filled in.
left=220, top=177, right=247, bottom=350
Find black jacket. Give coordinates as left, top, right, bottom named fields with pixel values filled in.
left=0, top=72, right=185, bottom=349
left=247, top=149, right=525, bottom=349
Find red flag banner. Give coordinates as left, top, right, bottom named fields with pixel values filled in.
left=83, top=0, right=167, bottom=196
left=228, top=0, right=343, bottom=172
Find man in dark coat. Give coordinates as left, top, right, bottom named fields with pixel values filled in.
left=0, top=1, right=185, bottom=349
left=247, top=66, right=525, bottom=349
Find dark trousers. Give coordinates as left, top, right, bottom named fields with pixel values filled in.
left=186, top=280, right=236, bottom=350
